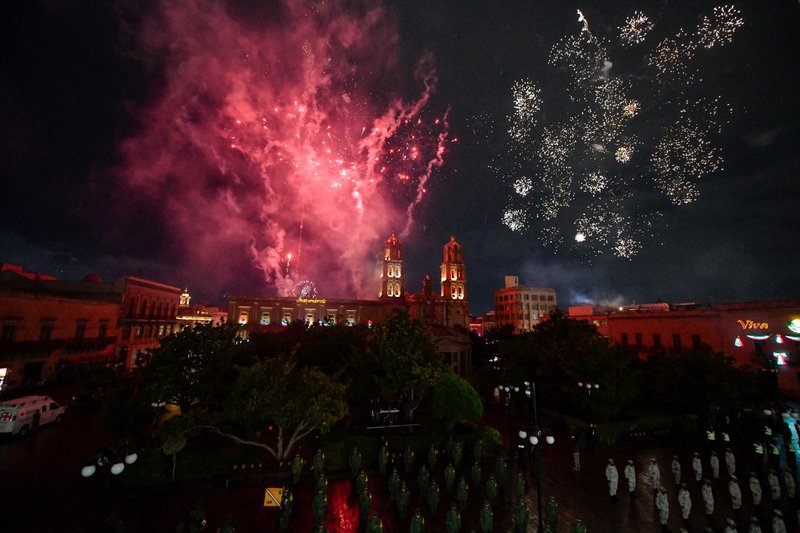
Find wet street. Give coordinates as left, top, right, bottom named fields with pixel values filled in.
left=1, top=399, right=799, bottom=532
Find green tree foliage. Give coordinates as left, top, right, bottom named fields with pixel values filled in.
left=100, top=385, right=151, bottom=439
left=138, top=322, right=243, bottom=412
left=431, top=371, right=484, bottom=430
left=643, top=346, right=775, bottom=416
left=219, top=356, right=348, bottom=462
left=370, top=309, right=445, bottom=406
left=500, top=310, right=641, bottom=420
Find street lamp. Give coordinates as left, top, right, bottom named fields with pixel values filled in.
left=522, top=381, right=554, bottom=533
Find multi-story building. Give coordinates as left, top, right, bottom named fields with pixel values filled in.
left=176, top=289, right=227, bottom=332
left=228, top=233, right=472, bottom=375
left=568, top=299, right=800, bottom=396
left=493, top=276, right=557, bottom=333
left=0, top=264, right=181, bottom=388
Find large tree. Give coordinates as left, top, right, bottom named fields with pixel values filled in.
left=200, top=356, right=348, bottom=463
left=138, top=322, right=243, bottom=412
left=500, top=310, right=641, bottom=420
left=370, top=308, right=445, bottom=407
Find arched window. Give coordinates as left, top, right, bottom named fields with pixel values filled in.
left=387, top=284, right=394, bottom=297
left=394, top=283, right=400, bottom=296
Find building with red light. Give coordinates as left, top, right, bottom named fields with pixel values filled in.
left=228, top=234, right=472, bottom=375
left=0, top=264, right=181, bottom=389
left=568, top=299, right=800, bottom=395
left=493, top=276, right=557, bottom=333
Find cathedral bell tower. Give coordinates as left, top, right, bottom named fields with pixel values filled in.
left=380, top=232, right=405, bottom=300
left=440, top=235, right=467, bottom=302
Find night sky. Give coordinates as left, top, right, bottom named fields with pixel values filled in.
left=1, top=0, right=798, bottom=316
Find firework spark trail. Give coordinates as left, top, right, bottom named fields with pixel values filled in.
left=118, top=0, right=448, bottom=297
left=501, top=5, right=742, bottom=260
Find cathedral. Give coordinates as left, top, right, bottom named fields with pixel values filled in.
left=227, top=233, right=472, bottom=374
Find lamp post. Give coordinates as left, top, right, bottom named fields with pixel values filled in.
left=81, top=444, right=138, bottom=527
left=522, top=381, right=554, bottom=533
left=578, top=382, right=600, bottom=446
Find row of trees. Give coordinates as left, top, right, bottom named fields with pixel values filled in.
left=106, top=310, right=482, bottom=465
left=476, top=311, right=779, bottom=422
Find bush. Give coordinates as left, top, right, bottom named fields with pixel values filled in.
left=430, top=372, right=483, bottom=430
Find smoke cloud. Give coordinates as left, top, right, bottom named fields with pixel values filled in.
left=117, top=0, right=448, bottom=298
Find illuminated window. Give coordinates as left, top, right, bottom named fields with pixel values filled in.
left=396, top=266, right=401, bottom=277
left=387, top=284, right=394, bottom=297
left=458, top=286, right=464, bottom=299
left=451, top=287, right=457, bottom=298
left=451, top=269, right=457, bottom=280
left=394, top=283, right=400, bottom=296
left=0, top=368, right=7, bottom=391
left=282, top=309, right=292, bottom=326
left=326, top=310, right=336, bottom=324
left=346, top=311, right=356, bottom=326
left=158, top=325, right=165, bottom=337
left=305, top=310, right=315, bottom=325
left=238, top=309, right=249, bottom=325
left=260, top=312, right=271, bottom=326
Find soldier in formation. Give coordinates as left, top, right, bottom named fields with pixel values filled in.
left=729, top=475, right=742, bottom=511
left=692, top=451, right=703, bottom=482
left=767, top=469, right=781, bottom=501
left=396, top=481, right=410, bottom=524
left=771, top=509, right=786, bottom=533
left=514, top=499, right=530, bottom=533
left=655, top=486, right=669, bottom=531
left=606, top=458, right=619, bottom=499
left=417, top=465, right=430, bottom=496
left=702, top=478, right=715, bottom=521
left=457, top=476, right=470, bottom=512
left=444, top=462, right=456, bottom=493
left=480, top=500, right=493, bottom=533
left=710, top=450, right=720, bottom=479
left=546, top=495, right=558, bottom=531
left=445, top=503, right=461, bottom=533
left=725, top=448, right=736, bottom=477
left=748, top=472, right=762, bottom=506
left=427, top=480, right=440, bottom=514
left=313, top=449, right=325, bottom=475
left=377, top=441, right=389, bottom=475
left=409, top=508, right=424, bottom=533
left=671, top=455, right=682, bottom=485
left=427, top=445, right=438, bottom=472
left=649, top=458, right=661, bottom=494
left=624, top=459, right=637, bottom=498
left=291, top=454, right=304, bottom=485
left=486, top=475, right=498, bottom=506
left=677, top=482, right=692, bottom=527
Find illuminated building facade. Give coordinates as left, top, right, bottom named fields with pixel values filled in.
left=228, top=233, right=472, bottom=375
left=493, top=276, right=557, bottom=333
left=569, top=299, right=800, bottom=396
left=0, top=264, right=181, bottom=389
left=176, top=289, right=227, bottom=331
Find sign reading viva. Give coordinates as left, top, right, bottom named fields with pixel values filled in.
left=737, top=319, right=769, bottom=330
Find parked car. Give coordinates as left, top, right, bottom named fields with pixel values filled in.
left=71, top=378, right=112, bottom=410
left=0, top=395, right=66, bottom=436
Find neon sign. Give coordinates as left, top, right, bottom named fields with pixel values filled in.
left=737, top=320, right=769, bottom=330
left=297, top=298, right=326, bottom=304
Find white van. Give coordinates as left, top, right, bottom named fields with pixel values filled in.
left=0, top=395, right=66, bottom=436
